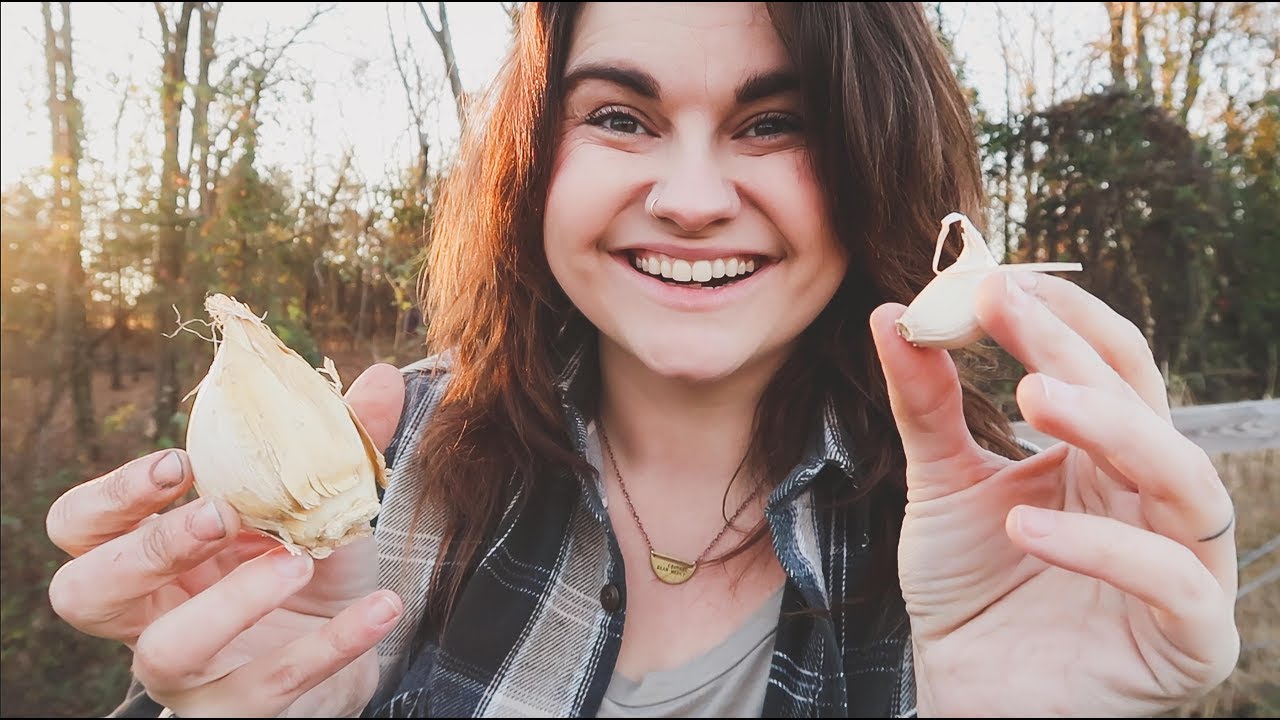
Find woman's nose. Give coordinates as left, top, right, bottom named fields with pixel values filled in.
left=646, top=150, right=741, bottom=234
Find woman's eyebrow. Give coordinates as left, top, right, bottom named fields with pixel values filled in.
left=561, top=63, right=798, bottom=106
left=563, top=63, right=660, bottom=99
left=735, top=69, right=798, bottom=105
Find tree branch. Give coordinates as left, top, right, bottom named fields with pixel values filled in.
left=388, top=4, right=432, bottom=195
left=1179, top=1, right=1221, bottom=124
left=153, top=1, right=170, bottom=44
left=260, top=3, right=331, bottom=78
left=499, top=1, right=521, bottom=29
left=417, top=1, right=466, bottom=125
left=387, top=4, right=425, bottom=130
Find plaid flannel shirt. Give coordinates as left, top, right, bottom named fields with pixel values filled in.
left=114, top=346, right=918, bottom=718
left=364, top=346, right=917, bottom=718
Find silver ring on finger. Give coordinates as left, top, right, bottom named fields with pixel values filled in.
left=1197, top=508, right=1235, bottom=543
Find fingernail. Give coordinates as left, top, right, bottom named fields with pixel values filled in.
left=368, top=594, right=400, bottom=627
left=1011, top=271, right=1039, bottom=292
left=192, top=499, right=227, bottom=541
left=1018, top=506, right=1055, bottom=538
left=152, top=451, right=185, bottom=489
left=274, top=549, right=311, bottom=578
left=1005, top=272, right=1032, bottom=310
left=1039, top=374, right=1081, bottom=405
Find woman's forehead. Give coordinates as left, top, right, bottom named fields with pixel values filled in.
left=564, top=2, right=792, bottom=97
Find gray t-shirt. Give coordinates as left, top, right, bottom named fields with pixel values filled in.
left=595, top=585, right=784, bottom=718
left=583, top=422, right=784, bottom=718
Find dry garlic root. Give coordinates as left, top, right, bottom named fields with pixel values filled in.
left=182, top=294, right=387, bottom=559
left=895, top=212, right=1083, bottom=350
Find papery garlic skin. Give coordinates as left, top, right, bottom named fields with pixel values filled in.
left=895, top=267, right=991, bottom=350
left=184, top=294, right=387, bottom=559
left=896, top=212, right=1082, bottom=350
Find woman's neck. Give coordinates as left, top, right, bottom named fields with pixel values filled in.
left=595, top=338, right=787, bottom=499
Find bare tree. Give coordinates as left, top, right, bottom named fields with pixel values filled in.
left=105, top=68, right=140, bottom=392
left=417, top=2, right=466, bottom=125
left=151, top=1, right=197, bottom=443
left=201, top=6, right=329, bottom=231
left=1033, top=4, right=1066, bottom=107
left=1105, top=1, right=1129, bottom=88
left=300, top=148, right=356, bottom=331
left=499, top=1, right=522, bottom=29
left=1110, top=2, right=1243, bottom=126
left=107, top=87, right=129, bottom=391
left=388, top=4, right=434, bottom=197
left=1176, top=2, right=1224, bottom=124
left=995, top=5, right=1017, bottom=258
left=190, top=3, right=222, bottom=218
left=992, top=4, right=1047, bottom=262
left=1132, top=2, right=1154, bottom=99
left=43, top=1, right=98, bottom=460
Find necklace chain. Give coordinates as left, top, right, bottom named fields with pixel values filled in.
left=597, top=421, right=762, bottom=572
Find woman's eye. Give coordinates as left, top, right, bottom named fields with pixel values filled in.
left=586, top=109, right=647, bottom=135
left=743, top=114, right=802, bottom=139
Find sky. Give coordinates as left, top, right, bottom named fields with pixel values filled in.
left=0, top=2, right=1111, bottom=194
left=0, top=2, right=515, bottom=192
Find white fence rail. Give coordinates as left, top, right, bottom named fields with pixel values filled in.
left=1012, top=398, right=1280, bottom=455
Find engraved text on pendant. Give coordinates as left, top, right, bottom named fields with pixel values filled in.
left=650, top=551, right=696, bottom=584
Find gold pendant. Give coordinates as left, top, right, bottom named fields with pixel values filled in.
left=650, top=551, right=696, bottom=584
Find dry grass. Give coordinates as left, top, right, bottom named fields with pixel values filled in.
left=1167, top=449, right=1280, bottom=718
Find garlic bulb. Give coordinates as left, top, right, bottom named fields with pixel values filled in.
left=895, top=212, right=1083, bottom=350
left=183, top=294, right=387, bottom=558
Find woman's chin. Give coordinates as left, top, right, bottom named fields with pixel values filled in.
left=626, top=341, right=772, bottom=387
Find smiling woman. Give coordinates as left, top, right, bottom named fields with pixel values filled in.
left=545, top=2, right=846, bottom=386
left=45, top=3, right=1240, bottom=719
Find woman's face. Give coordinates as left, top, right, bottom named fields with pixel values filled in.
left=544, top=2, right=848, bottom=385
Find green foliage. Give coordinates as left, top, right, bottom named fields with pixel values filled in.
left=196, top=157, right=297, bottom=302
left=0, top=466, right=133, bottom=718
left=0, top=181, right=57, bottom=379
left=1214, top=90, right=1280, bottom=397
left=269, top=300, right=323, bottom=367
left=101, top=402, right=139, bottom=434
left=153, top=409, right=190, bottom=450
left=981, top=88, right=1273, bottom=401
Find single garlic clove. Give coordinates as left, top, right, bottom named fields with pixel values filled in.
left=895, top=213, right=1083, bottom=350
left=183, top=294, right=386, bottom=559
left=895, top=268, right=990, bottom=350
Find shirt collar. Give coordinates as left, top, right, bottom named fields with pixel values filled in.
left=552, top=337, right=861, bottom=506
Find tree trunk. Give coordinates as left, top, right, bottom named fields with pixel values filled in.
left=355, top=264, right=370, bottom=346
left=1179, top=2, right=1219, bottom=124
left=11, top=381, right=69, bottom=485
left=190, top=3, right=220, bottom=218
left=44, top=1, right=99, bottom=460
left=1118, top=233, right=1157, bottom=355
left=418, top=2, right=467, bottom=124
left=997, top=9, right=1015, bottom=259
left=110, top=286, right=124, bottom=391
left=152, top=1, right=197, bottom=444
left=1132, top=2, right=1153, bottom=100
left=1021, top=116, right=1040, bottom=262
left=1106, top=1, right=1129, bottom=89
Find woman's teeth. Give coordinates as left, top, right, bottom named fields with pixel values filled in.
left=629, top=252, right=759, bottom=287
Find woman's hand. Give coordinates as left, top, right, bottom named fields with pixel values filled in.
left=871, top=272, right=1239, bottom=717
left=45, top=364, right=407, bottom=718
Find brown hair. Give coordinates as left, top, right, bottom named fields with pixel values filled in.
left=413, top=2, right=1026, bottom=627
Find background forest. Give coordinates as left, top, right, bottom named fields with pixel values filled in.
left=1, top=2, right=1276, bottom=716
